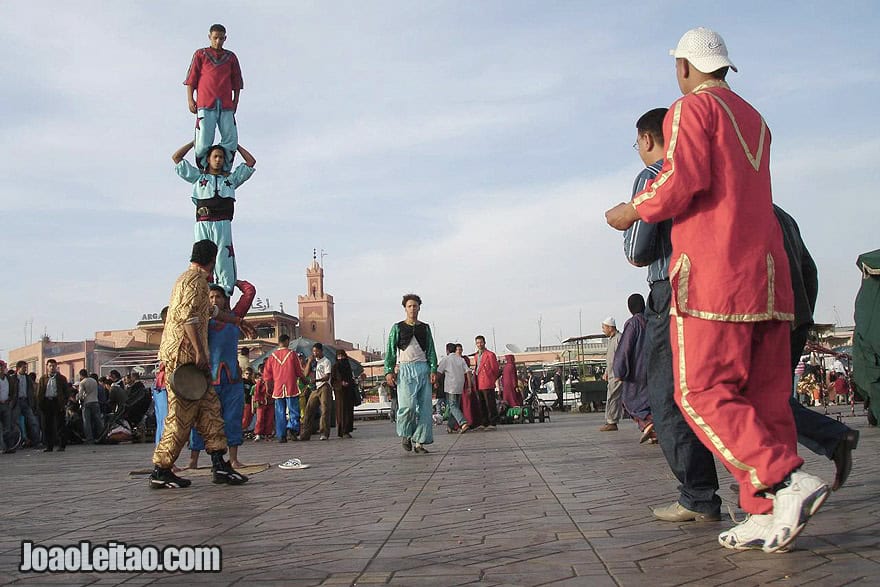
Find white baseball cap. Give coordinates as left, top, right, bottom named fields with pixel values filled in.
left=670, top=27, right=738, bottom=74
left=602, top=317, right=616, bottom=328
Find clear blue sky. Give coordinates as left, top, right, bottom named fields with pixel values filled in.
left=1, top=1, right=876, bottom=357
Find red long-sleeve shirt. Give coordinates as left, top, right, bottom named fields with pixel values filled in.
left=184, top=48, right=243, bottom=110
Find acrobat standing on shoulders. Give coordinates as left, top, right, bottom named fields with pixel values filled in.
left=184, top=23, right=243, bottom=171
left=172, top=140, right=256, bottom=297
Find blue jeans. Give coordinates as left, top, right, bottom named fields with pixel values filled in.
left=191, top=381, right=245, bottom=450
left=646, top=280, right=721, bottom=515
left=396, top=362, right=433, bottom=445
left=194, top=100, right=238, bottom=172
left=81, top=402, right=103, bottom=443
left=274, top=396, right=301, bottom=439
left=12, top=400, right=41, bottom=446
left=446, top=393, right=467, bottom=430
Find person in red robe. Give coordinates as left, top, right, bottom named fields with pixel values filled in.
left=500, top=355, right=523, bottom=408
left=606, top=28, right=828, bottom=553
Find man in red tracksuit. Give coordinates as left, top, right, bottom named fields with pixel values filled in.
left=606, top=27, right=829, bottom=553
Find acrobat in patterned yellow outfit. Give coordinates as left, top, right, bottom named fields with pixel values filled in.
left=150, top=239, right=247, bottom=488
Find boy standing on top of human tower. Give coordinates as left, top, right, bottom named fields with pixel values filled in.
left=185, top=23, right=243, bottom=172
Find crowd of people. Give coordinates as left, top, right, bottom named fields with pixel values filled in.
left=0, top=361, right=152, bottom=453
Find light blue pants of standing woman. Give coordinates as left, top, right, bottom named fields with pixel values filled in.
left=396, top=362, right=433, bottom=445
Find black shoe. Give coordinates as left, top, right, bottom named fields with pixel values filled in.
left=413, top=444, right=429, bottom=454
left=43, top=447, right=53, bottom=452
left=3, top=448, right=16, bottom=454
left=278, top=436, right=288, bottom=443
left=212, top=457, right=249, bottom=485
left=832, top=429, right=859, bottom=491
left=402, top=437, right=412, bottom=452
left=149, top=467, right=192, bottom=489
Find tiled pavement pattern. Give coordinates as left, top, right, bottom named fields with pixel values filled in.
left=0, top=410, right=877, bottom=586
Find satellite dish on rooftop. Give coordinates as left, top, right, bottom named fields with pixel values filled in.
left=505, top=343, right=523, bottom=353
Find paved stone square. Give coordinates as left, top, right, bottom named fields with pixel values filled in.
left=0, top=410, right=877, bottom=586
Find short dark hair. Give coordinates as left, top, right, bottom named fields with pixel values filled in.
left=627, top=293, right=646, bottom=315
left=475, top=335, right=486, bottom=343
left=709, top=66, right=729, bottom=80
left=240, top=347, right=250, bottom=356
left=209, top=284, right=227, bottom=297
left=16, top=360, right=27, bottom=369
left=401, top=293, right=422, bottom=307
left=446, top=343, right=457, bottom=354
left=190, top=239, right=218, bottom=266
left=46, top=359, right=57, bottom=365
left=279, top=334, right=291, bottom=344
left=636, top=108, right=668, bottom=146
left=209, top=24, right=226, bottom=34
left=79, top=369, right=88, bottom=377
left=160, top=306, right=169, bottom=323
left=313, top=343, right=323, bottom=351
left=110, top=369, right=122, bottom=380
left=455, top=343, right=463, bottom=350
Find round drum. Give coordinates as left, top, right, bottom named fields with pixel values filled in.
left=168, top=363, right=210, bottom=401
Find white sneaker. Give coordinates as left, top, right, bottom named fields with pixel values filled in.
left=319, top=435, right=328, bottom=441
left=718, top=514, right=777, bottom=551
left=279, top=458, right=311, bottom=470
left=253, top=435, right=262, bottom=442
left=765, top=470, right=829, bottom=553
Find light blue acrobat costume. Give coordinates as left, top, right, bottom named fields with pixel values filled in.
left=176, top=160, right=254, bottom=295
left=385, top=321, right=438, bottom=445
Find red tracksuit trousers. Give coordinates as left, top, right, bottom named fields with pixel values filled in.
left=671, top=316, right=803, bottom=514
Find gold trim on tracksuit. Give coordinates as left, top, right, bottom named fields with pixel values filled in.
left=673, top=314, right=768, bottom=490
left=670, top=253, right=795, bottom=322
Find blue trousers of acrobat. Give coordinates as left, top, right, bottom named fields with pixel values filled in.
left=194, top=220, right=236, bottom=296
left=275, top=396, right=301, bottom=438
left=153, top=388, right=168, bottom=444
left=191, top=381, right=244, bottom=450
left=194, top=99, right=238, bottom=172
left=396, top=362, right=433, bottom=445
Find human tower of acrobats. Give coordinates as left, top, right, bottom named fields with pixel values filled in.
left=148, top=23, right=258, bottom=489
